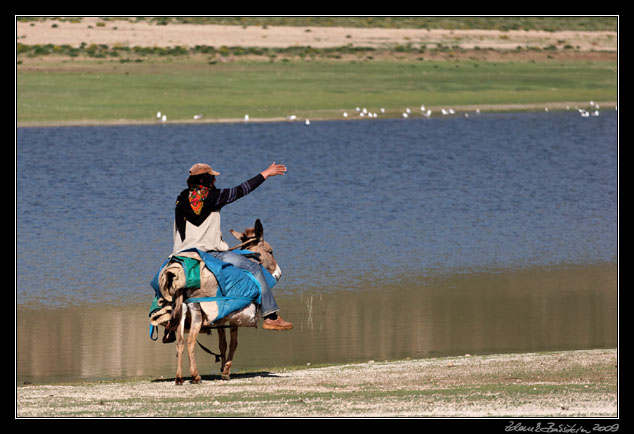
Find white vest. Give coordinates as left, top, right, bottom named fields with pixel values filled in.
left=172, top=210, right=229, bottom=254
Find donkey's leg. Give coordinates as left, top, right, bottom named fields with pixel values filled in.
left=217, top=324, right=234, bottom=380
left=222, top=326, right=239, bottom=381
left=187, top=304, right=203, bottom=384
left=217, top=325, right=229, bottom=380
left=175, top=303, right=189, bottom=385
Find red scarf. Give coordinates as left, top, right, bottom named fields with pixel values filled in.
left=188, top=186, right=210, bottom=215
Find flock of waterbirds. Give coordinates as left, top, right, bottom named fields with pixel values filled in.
left=155, top=100, right=615, bottom=126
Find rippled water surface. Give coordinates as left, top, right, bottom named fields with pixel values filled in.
left=16, top=111, right=618, bottom=383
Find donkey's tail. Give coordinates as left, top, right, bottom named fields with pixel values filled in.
left=172, top=287, right=185, bottom=328
left=163, top=287, right=184, bottom=343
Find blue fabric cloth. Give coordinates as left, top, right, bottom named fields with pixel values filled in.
left=150, top=248, right=276, bottom=322
left=207, top=250, right=279, bottom=317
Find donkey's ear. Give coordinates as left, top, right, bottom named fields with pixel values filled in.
left=230, top=229, right=244, bottom=241
left=254, top=219, right=263, bottom=239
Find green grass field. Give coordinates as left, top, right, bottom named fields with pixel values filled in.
left=17, top=59, right=617, bottom=124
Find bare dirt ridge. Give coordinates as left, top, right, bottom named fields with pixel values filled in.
left=17, top=17, right=617, bottom=53
left=17, top=349, right=617, bottom=418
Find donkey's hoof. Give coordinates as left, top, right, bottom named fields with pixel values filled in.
left=191, top=375, right=202, bottom=384
left=221, top=361, right=232, bottom=380
left=175, top=376, right=184, bottom=386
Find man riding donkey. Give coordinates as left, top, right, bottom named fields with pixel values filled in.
left=163, top=161, right=293, bottom=342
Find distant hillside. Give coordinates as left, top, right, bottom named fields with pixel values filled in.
left=16, top=16, right=618, bottom=32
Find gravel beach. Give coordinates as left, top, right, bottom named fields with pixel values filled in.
left=17, top=348, right=618, bottom=418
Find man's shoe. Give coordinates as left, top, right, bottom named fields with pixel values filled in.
left=262, top=316, right=293, bottom=330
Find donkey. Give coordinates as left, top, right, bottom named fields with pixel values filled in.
left=165, top=219, right=281, bottom=385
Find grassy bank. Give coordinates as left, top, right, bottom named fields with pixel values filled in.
left=16, top=58, right=617, bottom=125
left=16, top=348, right=617, bottom=418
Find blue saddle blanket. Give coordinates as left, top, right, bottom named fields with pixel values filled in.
left=150, top=248, right=276, bottom=322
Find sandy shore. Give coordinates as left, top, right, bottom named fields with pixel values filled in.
left=15, top=101, right=618, bottom=129
left=17, top=17, right=617, bottom=52
left=17, top=348, right=617, bottom=418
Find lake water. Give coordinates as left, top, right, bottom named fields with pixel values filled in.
left=16, top=111, right=618, bottom=384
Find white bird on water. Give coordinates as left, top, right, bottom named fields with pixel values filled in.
left=244, top=114, right=249, bottom=122
left=305, top=119, right=310, bottom=125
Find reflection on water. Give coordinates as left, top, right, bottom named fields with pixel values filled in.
left=17, top=263, right=617, bottom=384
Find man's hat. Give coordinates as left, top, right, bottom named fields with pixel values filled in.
left=189, top=163, right=220, bottom=176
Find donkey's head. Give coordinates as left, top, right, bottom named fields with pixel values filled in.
left=230, top=219, right=281, bottom=281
